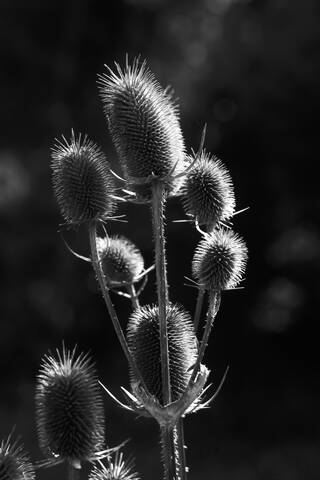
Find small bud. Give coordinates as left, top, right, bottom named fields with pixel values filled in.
left=98, top=58, right=185, bottom=200
left=89, top=451, right=140, bottom=480
left=51, top=132, right=116, bottom=224
left=35, top=346, right=105, bottom=465
left=97, top=235, right=144, bottom=285
left=181, top=150, right=235, bottom=228
left=192, top=229, right=248, bottom=291
left=0, top=435, right=35, bottom=480
left=127, top=304, right=198, bottom=404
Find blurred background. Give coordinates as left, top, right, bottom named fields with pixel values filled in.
left=0, top=0, right=319, bottom=478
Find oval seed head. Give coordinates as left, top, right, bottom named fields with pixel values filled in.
left=35, top=346, right=105, bottom=465
left=192, top=229, right=248, bottom=291
left=98, top=58, right=186, bottom=200
left=89, top=452, right=140, bottom=480
left=97, top=235, right=144, bottom=285
left=181, top=150, right=235, bottom=228
left=51, top=132, right=117, bottom=224
left=127, top=304, right=198, bottom=404
left=0, top=436, right=35, bottom=480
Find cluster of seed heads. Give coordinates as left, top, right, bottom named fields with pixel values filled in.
left=0, top=436, right=35, bottom=480
left=35, top=346, right=105, bottom=466
left=97, top=235, right=144, bottom=285
left=127, top=304, right=198, bottom=404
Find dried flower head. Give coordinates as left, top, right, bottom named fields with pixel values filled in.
left=35, top=346, right=105, bottom=465
left=192, top=229, right=248, bottom=291
left=0, top=435, right=35, bottom=480
left=98, top=58, right=185, bottom=200
left=181, top=150, right=235, bottom=228
left=51, top=132, right=116, bottom=224
left=89, top=452, right=140, bottom=480
left=97, top=235, right=144, bottom=285
left=127, top=304, right=198, bottom=404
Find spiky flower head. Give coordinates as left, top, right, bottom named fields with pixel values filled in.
left=0, top=435, right=35, bottom=480
left=192, top=229, right=248, bottom=291
left=181, top=150, right=235, bottom=229
left=35, top=346, right=105, bottom=465
left=89, top=452, right=140, bottom=480
left=51, top=132, right=117, bottom=224
left=127, top=304, right=198, bottom=404
left=97, top=235, right=144, bottom=285
left=98, top=58, right=186, bottom=200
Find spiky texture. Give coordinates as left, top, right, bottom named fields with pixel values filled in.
left=127, top=304, right=198, bottom=404
left=192, top=229, right=248, bottom=291
left=0, top=436, right=35, bottom=480
left=89, top=452, right=140, bottom=480
left=98, top=58, right=186, bottom=200
left=51, top=132, right=116, bottom=224
left=181, top=150, right=235, bottom=228
left=97, top=235, right=144, bottom=285
left=35, top=346, right=105, bottom=464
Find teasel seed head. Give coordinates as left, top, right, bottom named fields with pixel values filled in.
left=97, top=235, right=144, bottom=285
left=98, top=58, right=186, bottom=200
left=89, top=451, right=140, bottom=480
left=35, top=346, right=105, bottom=465
left=127, top=304, right=198, bottom=404
left=192, top=229, right=248, bottom=291
left=181, top=150, right=235, bottom=229
left=51, top=132, right=117, bottom=224
left=0, top=435, right=35, bottom=480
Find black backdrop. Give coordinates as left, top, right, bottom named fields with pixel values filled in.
left=0, top=0, right=319, bottom=478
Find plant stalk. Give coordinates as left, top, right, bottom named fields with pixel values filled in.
left=67, top=463, right=79, bottom=480
left=193, top=286, right=205, bottom=334
left=127, top=283, right=140, bottom=310
left=160, top=426, right=176, bottom=480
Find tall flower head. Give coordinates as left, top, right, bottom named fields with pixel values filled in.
left=127, top=304, right=198, bottom=404
left=98, top=58, right=186, bottom=200
left=181, top=150, right=235, bottom=229
left=97, top=235, right=144, bottom=285
left=192, top=229, right=248, bottom=291
left=0, top=435, right=35, bottom=480
left=35, top=346, right=105, bottom=466
left=89, top=452, right=140, bottom=480
left=51, top=132, right=117, bottom=224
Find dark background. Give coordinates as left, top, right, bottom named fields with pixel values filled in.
left=0, top=0, right=319, bottom=478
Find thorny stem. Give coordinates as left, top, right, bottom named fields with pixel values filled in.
left=189, top=290, right=221, bottom=386
left=160, top=427, right=176, bottom=480
left=127, top=283, right=140, bottom=310
left=193, top=287, right=205, bottom=334
left=67, top=463, right=79, bottom=480
left=88, top=220, right=147, bottom=391
left=174, top=419, right=188, bottom=480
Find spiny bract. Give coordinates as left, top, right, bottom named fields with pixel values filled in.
left=98, top=58, right=186, bottom=200
left=192, top=229, right=248, bottom=291
left=35, top=346, right=105, bottom=464
left=0, top=435, right=35, bottom=480
left=89, top=452, right=140, bottom=480
left=181, top=150, right=235, bottom=229
left=97, top=235, right=144, bottom=285
left=51, top=132, right=116, bottom=224
left=127, top=304, right=198, bottom=404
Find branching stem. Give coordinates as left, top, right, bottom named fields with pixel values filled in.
left=193, top=287, right=205, bottom=334
left=127, top=283, right=140, bottom=310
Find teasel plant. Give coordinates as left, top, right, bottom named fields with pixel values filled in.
left=49, top=56, right=248, bottom=480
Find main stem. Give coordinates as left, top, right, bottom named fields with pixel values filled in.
left=67, top=464, right=79, bottom=480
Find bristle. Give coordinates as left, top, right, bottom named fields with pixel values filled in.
left=192, top=229, right=248, bottom=291
left=181, top=150, right=235, bottom=228
left=127, top=304, right=198, bottom=404
left=0, top=435, right=35, bottom=480
left=51, top=132, right=117, bottom=223
left=89, top=451, right=140, bottom=480
left=35, top=346, right=105, bottom=464
left=97, top=235, right=144, bottom=284
left=98, top=58, right=185, bottom=200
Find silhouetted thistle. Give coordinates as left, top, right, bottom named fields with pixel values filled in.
left=51, top=132, right=116, bottom=224
left=97, top=235, right=144, bottom=285
left=127, top=304, right=198, bottom=404
left=89, top=452, right=140, bottom=480
left=181, top=150, right=235, bottom=229
left=192, top=229, right=248, bottom=291
left=0, top=435, right=35, bottom=480
left=98, top=58, right=185, bottom=200
left=35, top=346, right=105, bottom=466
